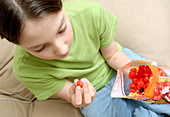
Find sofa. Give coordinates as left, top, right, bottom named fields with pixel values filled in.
left=0, top=0, right=170, bottom=117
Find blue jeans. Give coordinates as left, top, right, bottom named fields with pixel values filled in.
left=80, top=48, right=170, bottom=117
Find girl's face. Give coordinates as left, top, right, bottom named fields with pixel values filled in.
left=19, top=9, right=73, bottom=60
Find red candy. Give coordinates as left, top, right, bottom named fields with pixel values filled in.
left=137, top=91, right=141, bottom=95
left=132, top=78, right=138, bottom=84
left=131, top=68, right=137, bottom=72
left=128, top=65, right=153, bottom=95
left=129, top=89, right=136, bottom=93
left=128, top=71, right=136, bottom=79
left=128, top=65, right=169, bottom=102
left=129, top=83, right=136, bottom=89
left=144, top=77, right=149, bottom=83
left=77, top=80, right=83, bottom=88
left=136, top=85, right=141, bottom=90
left=137, top=81, right=144, bottom=87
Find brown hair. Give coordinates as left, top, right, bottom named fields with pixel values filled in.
left=0, top=0, right=62, bottom=44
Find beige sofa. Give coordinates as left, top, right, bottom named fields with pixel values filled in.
left=0, top=0, right=170, bottom=117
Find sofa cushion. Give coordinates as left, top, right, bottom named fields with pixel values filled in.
left=32, top=100, right=83, bottom=117
left=0, top=94, right=83, bottom=117
left=0, top=94, right=33, bottom=117
left=0, top=39, right=34, bottom=100
left=93, top=0, right=170, bottom=67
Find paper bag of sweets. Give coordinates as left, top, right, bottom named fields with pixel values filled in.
left=111, top=60, right=170, bottom=104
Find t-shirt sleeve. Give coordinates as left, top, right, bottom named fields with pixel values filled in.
left=97, top=4, right=118, bottom=48
left=13, top=47, right=66, bottom=100
left=15, top=73, right=66, bottom=100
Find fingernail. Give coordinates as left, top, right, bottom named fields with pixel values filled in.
left=77, top=86, right=81, bottom=90
left=81, top=78, right=86, bottom=83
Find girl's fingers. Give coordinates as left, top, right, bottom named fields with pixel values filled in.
left=74, top=86, right=82, bottom=106
left=83, top=82, right=92, bottom=105
left=69, top=84, right=75, bottom=96
left=147, top=60, right=157, bottom=66
left=74, top=79, right=79, bottom=85
left=81, top=78, right=96, bottom=98
left=69, top=83, right=82, bottom=107
left=73, top=78, right=96, bottom=107
left=69, top=84, right=77, bottom=107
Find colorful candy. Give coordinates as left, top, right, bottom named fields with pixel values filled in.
left=128, top=65, right=169, bottom=102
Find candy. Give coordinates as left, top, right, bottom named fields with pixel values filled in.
left=144, top=77, right=149, bottom=83
left=129, top=89, right=136, bottom=93
left=128, top=71, right=136, bottom=79
left=137, top=81, right=144, bottom=87
left=129, top=83, right=136, bottom=89
left=132, top=78, right=138, bottom=84
left=128, top=66, right=151, bottom=95
left=77, top=80, right=83, bottom=88
left=128, top=65, right=169, bottom=102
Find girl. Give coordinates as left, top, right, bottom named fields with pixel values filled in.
left=0, top=0, right=169, bottom=116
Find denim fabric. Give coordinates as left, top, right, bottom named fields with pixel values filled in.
left=80, top=48, right=170, bottom=117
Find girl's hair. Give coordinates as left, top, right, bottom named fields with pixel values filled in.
left=0, top=0, right=62, bottom=44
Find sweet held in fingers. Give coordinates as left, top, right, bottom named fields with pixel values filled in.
left=77, top=80, right=84, bottom=88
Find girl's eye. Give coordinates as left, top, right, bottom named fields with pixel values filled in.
left=58, top=24, right=67, bottom=34
left=34, top=45, right=46, bottom=52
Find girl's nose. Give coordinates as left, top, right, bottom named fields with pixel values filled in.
left=53, top=41, right=68, bottom=56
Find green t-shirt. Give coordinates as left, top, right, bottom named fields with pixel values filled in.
left=13, top=1, right=121, bottom=100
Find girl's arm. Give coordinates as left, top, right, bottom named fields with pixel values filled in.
left=53, top=79, right=96, bottom=108
left=100, top=40, right=131, bottom=70
left=100, top=40, right=170, bottom=75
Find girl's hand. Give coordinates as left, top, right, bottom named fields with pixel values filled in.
left=69, top=78, right=96, bottom=108
left=147, top=60, right=158, bottom=66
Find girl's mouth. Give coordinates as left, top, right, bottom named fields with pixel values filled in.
left=61, top=49, right=70, bottom=58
